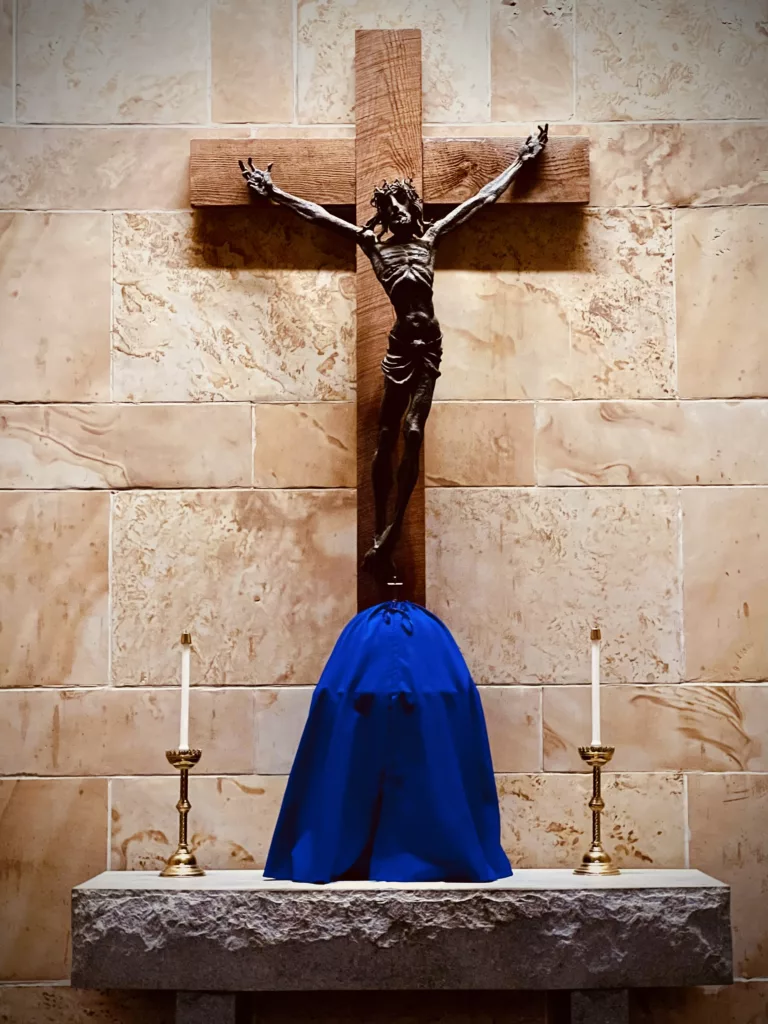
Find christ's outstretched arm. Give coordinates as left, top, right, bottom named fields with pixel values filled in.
left=240, top=159, right=366, bottom=245
left=425, top=124, right=549, bottom=243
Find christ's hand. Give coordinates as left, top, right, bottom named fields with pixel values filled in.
left=239, top=158, right=274, bottom=197
left=520, top=124, right=549, bottom=162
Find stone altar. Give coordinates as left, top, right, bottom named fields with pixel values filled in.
left=71, top=868, right=732, bottom=1024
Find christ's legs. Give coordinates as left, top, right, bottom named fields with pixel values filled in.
left=371, top=378, right=410, bottom=537
left=365, top=369, right=436, bottom=573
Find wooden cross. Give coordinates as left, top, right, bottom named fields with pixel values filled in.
left=190, top=29, right=589, bottom=612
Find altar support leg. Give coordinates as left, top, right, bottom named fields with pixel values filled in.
left=570, top=989, right=629, bottom=1024
left=176, top=992, right=238, bottom=1024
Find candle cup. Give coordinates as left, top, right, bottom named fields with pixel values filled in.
left=160, top=748, right=205, bottom=878
left=573, top=744, right=620, bottom=877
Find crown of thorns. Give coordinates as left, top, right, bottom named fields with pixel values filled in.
left=370, top=177, right=422, bottom=209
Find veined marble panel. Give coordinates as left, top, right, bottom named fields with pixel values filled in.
left=491, top=0, right=574, bottom=122
left=16, top=0, right=208, bottom=123
left=110, top=776, right=287, bottom=871
left=0, top=127, right=249, bottom=210
left=426, top=402, right=535, bottom=487
left=536, top=400, right=768, bottom=485
left=253, top=403, right=355, bottom=488
left=499, top=772, right=685, bottom=869
left=0, top=404, right=252, bottom=488
left=632, top=982, right=768, bottom=1024
left=0, top=778, right=107, bottom=980
left=112, top=212, right=356, bottom=402
left=0, top=0, right=11, bottom=123
left=0, top=491, right=108, bottom=688
left=689, top=773, right=768, bottom=977
left=434, top=207, right=674, bottom=400
left=297, top=0, right=490, bottom=124
left=0, top=987, right=174, bottom=1024
left=212, top=0, right=293, bottom=123
left=576, top=0, right=768, bottom=120
left=684, top=488, right=768, bottom=682
left=676, top=207, right=768, bottom=399
left=543, top=684, right=768, bottom=772
left=427, top=487, right=682, bottom=684
left=111, top=490, right=356, bottom=687
left=589, top=123, right=768, bottom=208
left=0, top=214, right=110, bottom=402
left=0, top=688, right=256, bottom=776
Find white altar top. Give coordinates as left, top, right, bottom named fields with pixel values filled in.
left=77, top=867, right=725, bottom=892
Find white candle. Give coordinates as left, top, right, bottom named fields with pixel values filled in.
left=590, top=627, right=602, bottom=745
left=179, top=632, right=192, bottom=750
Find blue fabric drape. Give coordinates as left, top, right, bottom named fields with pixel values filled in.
left=265, top=601, right=511, bottom=883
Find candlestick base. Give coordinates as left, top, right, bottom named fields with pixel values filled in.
left=160, top=748, right=205, bottom=878
left=574, top=744, right=620, bottom=877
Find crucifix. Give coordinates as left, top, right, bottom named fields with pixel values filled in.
left=190, top=30, right=589, bottom=611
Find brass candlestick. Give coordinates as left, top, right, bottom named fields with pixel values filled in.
left=574, top=744, right=620, bottom=876
left=160, top=748, right=205, bottom=878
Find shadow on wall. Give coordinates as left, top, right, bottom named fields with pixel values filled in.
left=191, top=202, right=589, bottom=275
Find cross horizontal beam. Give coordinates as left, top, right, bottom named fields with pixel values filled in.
left=189, top=136, right=589, bottom=207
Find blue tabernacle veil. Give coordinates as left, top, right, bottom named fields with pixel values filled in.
left=265, top=601, right=511, bottom=883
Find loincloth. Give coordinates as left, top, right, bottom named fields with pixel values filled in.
left=381, top=324, right=443, bottom=386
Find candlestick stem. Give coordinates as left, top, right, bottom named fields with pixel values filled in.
left=574, top=744, right=620, bottom=876
left=160, top=748, right=205, bottom=878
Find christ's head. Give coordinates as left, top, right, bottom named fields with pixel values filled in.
left=368, top=178, right=425, bottom=240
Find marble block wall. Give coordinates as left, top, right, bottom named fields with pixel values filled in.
left=0, top=1, right=767, bottom=1022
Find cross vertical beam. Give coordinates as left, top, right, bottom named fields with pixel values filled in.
left=355, top=29, right=425, bottom=611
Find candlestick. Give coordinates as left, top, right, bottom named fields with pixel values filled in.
left=160, top=748, right=205, bottom=878
left=574, top=744, right=620, bottom=876
left=179, top=632, right=192, bottom=751
left=590, top=627, right=601, bottom=746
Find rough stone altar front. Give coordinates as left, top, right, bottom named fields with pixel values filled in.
left=71, top=869, right=732, bottom=1023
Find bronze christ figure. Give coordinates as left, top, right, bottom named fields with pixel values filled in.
left=240, top=125, right=548, bottom=580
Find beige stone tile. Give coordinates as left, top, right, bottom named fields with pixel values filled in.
left=110, top=775, right=287, bottom=871
left=113, top=212, right=356, bottom=402
left=0, top=778, right=108, bottom=980
left=250, top=125, right=357, bottom=139
left=0, top=0, right=11, bottom=123
left=297, top=0, right=490, bottom=124
left=253, top=404, right=355, bottom=488
left=589, top=123, right=768, bottom=208
left=536, top=400, right=768, bottom=486
left=0, top=687, right=256, bottom=776
left=689, top=773, right=768, bottom=977
left=0, top=127, right=250, bottom=210
left=427, top=487, right=682, bottom=684
left=499, top=772, right=685, bottom=869
left=434, top=207, right=674, bottom=400
left=479, top=686, right=542, bottom=773
left=576, top=0, right=768, bottom=120
left=112, top=490, right=356, bottom=687
left=543, top=684, right=768, bottom=773
left=212, top=0, right=293, bottom=123
left=425, top=402, right=535, bottom=487
left=631, top=982, right=768, bottom=1024
left=677, top=208, right=768, bottom=399
left=0, top=492, right=108, bottom=688
left=0, top=214, right=110, bottom=401
left=254, top=687, right=313, bottom=774
left=0, top=987, right=174, bottom=1024
left=0, top=404, right=253, bottom=488
left=684, top=488, right=768, bottom=682
left=491, top=0, right=574, bottom=122
left=17, top=0, right=208, bottom=123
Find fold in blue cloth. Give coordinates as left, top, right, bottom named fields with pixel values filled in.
left=265, top=601, right=511, bottom=883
